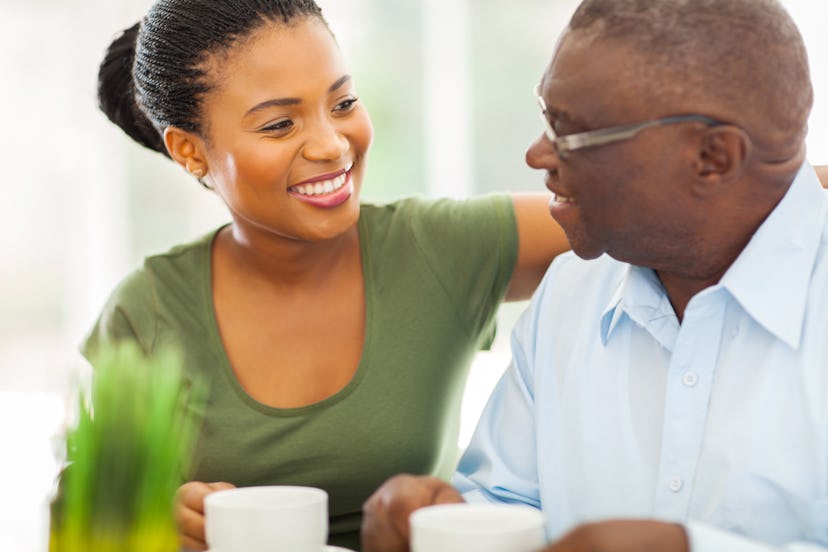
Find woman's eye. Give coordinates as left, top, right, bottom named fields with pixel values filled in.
left=333, top=97, right=359, bottom=113
left=261, top=119, right=293, bottom=133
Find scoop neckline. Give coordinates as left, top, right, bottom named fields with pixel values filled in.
left=202, top=219, right=374, bottom=417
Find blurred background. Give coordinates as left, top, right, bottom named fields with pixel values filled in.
left=1, top=1, right=826, bottom=550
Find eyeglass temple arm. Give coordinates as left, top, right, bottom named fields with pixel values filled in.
left=560, top=116, right=723, bottom=152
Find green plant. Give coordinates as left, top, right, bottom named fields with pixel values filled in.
left=50, top=342, right=205, bottom=552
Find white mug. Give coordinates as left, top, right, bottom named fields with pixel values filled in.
left=410, top=502, right=546, bottom=552
left=204, top=485, right=328, bottom=552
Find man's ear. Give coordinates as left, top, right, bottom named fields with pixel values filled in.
left=691, top=125, right=752, bottom=195
left=163, top=126, right=209, bottom=179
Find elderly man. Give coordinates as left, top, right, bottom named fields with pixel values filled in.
left=361, top=1, right=828, bottom=551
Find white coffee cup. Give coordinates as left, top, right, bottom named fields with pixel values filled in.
left=204, top=485, right=328, bottom=552
left=410, top=502, right=546, bottom=552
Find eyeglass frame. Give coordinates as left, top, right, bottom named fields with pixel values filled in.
left=534, top=84, right=726, bottom=159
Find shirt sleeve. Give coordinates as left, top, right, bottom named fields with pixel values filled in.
left=407, top=194, right=519, bottom=347
left=452, top=283, right=542, bottom=508
left=81, top=269, right=160, bottom=361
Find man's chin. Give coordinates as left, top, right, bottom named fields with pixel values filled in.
left=569, top=241, right=605, bottom=261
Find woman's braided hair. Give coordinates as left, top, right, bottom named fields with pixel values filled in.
left=97, top=0, right=324, bottom=158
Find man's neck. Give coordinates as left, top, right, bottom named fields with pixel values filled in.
left=655, top=161, right=803, bottom=322
left=656, top=269, right=728, bottom=323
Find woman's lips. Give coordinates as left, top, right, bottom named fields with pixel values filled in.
left=288, top=169, right=354, bottom=209
left=293, top=163, right=353, bottom=187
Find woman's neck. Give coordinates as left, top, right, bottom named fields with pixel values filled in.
left=215, top=221, right=361, bottom=290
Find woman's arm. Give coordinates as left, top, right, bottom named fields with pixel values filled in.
left=505, top=165, right=828, bottom=302
left=505, top=193, right=569, bottom=301
left=817, top=164, right=828, bottom=187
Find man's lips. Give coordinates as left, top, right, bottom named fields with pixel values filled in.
left=551, top=193, right=576, bottom=204
left=545, top=173, right=576, bottom=204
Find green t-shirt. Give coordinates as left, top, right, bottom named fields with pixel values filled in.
left=83, top=195, right=518, bottom=550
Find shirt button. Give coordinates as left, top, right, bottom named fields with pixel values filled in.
left=682, top=371, right=698, bottom=387
left=669, top=478, right=683, bottom=493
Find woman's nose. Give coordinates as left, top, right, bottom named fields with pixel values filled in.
left=302, top=119, right=350, bottom=161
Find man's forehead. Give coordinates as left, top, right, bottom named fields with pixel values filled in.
left=541, top=32, right=658, bottom=116
left=543, top=33, right=623, bottom=94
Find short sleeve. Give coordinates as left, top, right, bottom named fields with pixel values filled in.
left=406, top=194, right=519, bottom=345
left=81, top=269, right=160, bottom=361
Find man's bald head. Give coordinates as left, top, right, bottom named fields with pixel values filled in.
left=567, top=0, right=812, bottom=159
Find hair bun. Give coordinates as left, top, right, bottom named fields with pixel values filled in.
left=97, top=22, right=169, bottom=157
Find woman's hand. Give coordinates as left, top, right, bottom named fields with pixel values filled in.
left=175, top=480, right=236, bottom=551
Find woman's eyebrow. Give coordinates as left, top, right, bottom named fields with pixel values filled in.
left=328, top=74, right=352, bottom=93
left=244, top=75, right=353, bottom=118
left=245, top=97, right=301, bottom=117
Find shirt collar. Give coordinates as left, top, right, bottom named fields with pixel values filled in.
left=719, top=161, right=827, bottom=349
left=601, top=162, right=827, bottom=350
left=600, top=264, right=679, bottom=349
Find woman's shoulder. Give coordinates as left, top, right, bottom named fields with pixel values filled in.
left=83, top=226, right=224, bottom=358
left=360, top=194, right=513, bottom=228
left=98, top=227, right=221, bottom=318
left=143, top=225, right=222, bottom=271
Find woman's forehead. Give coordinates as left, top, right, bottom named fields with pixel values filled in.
left=204, top=18, right=343, bottom=88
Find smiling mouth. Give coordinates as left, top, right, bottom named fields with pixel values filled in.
left=545, top=171, right=575, bottom=204
left=289, top=163, right=353, bottom=197
left=552, top=193, right=576, bottom=204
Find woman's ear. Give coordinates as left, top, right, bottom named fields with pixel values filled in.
left=691, top=125, right=752, bottom=195
left=163, top=126, right=209, bottom=180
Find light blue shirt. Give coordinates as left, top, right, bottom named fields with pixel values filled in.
left=455, top=162, right=828, bottom=551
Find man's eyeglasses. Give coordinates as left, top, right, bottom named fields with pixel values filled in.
left=534, top=84, right=726, bottom=159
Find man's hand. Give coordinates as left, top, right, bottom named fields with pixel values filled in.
left=361, top=474, right=464, bottom=552
left=175, top=480, right=236, bottom=551
left=544, top=520, right=689, bottom=552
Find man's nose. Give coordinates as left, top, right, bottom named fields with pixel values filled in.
left=525, top=133, right=559, bottom=170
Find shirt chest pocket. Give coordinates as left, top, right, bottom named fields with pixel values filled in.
left=717, top=473, right=828, bottom=546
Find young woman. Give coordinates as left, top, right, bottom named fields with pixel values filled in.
left=90, top=1, right=568, bottom=550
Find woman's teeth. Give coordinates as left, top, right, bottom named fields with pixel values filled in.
left=292, top=173, right=347, bottom=196
left=553, top=193, right=575, bottom=203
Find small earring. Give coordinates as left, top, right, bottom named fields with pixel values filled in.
left=191, top=168, right=205, bottom=179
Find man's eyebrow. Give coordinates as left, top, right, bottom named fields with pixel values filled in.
left=244, top=75, right=353, bottom=118
left=545, top=105, right=572, bottom=123
left=546, top=104, right=590, bottom=129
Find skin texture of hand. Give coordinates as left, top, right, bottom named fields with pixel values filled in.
left=175, top=480, right=236, bottom=551
left=543, top=520, right=690, bottom=552
left=361, top=474, right=464, bottom=552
